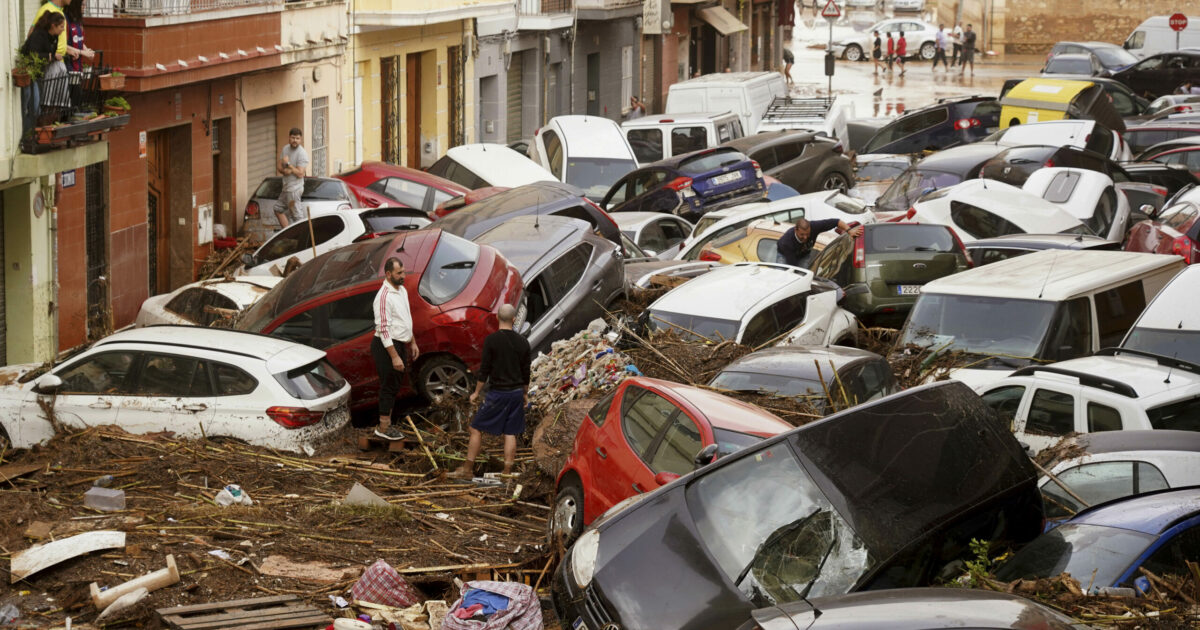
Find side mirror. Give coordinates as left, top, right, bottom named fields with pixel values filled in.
left=654, top=471, right=681, bottom=486
left=241, top=253, right=255, bottom=266
left=34, top=374, right=62, bottom=395
left=642, top=249, right=658, bottom=257
left=1139, top=203, right=1156, bottom=218
left=694, top=443, right=720, bottom=468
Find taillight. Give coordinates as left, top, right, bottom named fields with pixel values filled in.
left=1045, top=159, right=1055, bottom=168
left=246, top=201, right=260, bottom=217
left=266, top=406, right=324, bottom=429
left=666, top=176, right=694, bottom=191
left=1172, top=235, right=1196, bottom=264
left=1176, top=105, right=1194, bottom=114
left=699, top=250, right=722, bottom=262
left=949, top=227, right=973, bottom=267
left=852, top=236, right=865, bottom=268
left=831, top=142, right=843, bottom=154
left=954, top=118, right=980, bottom=130
left=904, top=207, right=917, bottom=220
left=751, top=160, right=764, bottom=180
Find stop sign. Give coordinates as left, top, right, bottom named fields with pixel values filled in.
left=1169, top=13, right=1188, bottom=32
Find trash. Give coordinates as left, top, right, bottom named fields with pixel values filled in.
left=84, top=486, right=126, bottom=512
left=443, top=581, right=541, bottom=630
left=23, top=521, right=53, bottom=541
left=10, top=530, right=126, bottom=583
left=259, top=555, right=354, bottom=584
left=89, top=554, right=180, bottom=609
left=213, top=484, right=252, bottom=507
left=527, top=326, right=632, bottom=411
left=328, top=595, right=349, bottom=608
left=351, top=559, right=422, bottom=608
left=333, top=619, right=372, bottom=630
left=93, top=474, right=115, bottom=488
left=0, top=603, right=18, bottom=624
left=207, top=550, right=232, bottom=561
left=95, top=586, right=147, bottom=621
left=344, top=482, right=390, bottom=507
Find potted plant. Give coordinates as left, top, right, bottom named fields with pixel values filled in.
left=103, top=96, right=131, bottom=115
left=12, top=51, right=47, bottom=87
left=99, top=70, right=124, bottom=90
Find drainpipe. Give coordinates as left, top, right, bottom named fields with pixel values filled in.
left=569, top=0, right=578, bottom=113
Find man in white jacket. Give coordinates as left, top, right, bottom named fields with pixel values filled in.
left=371, top=257, right=420, bottom=440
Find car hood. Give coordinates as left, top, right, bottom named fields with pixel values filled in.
left=0, top=363, right=49, bottom=391
left=624, top=260, right=721, bottom=288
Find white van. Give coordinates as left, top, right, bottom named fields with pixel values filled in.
left=896, top=249, right=1186, bottom=389
left=1121, top=265, right=1200, bottom=365
left=664, top=72, right=788, bottom=135
left=426, top=144, right=557, bottom=189
left=620, top=112, right=745, bottom=164
left=528, top=115, right=639, bottom=202
left=1124, top=16, right=1200, bottom=59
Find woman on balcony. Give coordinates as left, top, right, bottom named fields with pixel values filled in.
left=19, top=11, right=66, bottom=135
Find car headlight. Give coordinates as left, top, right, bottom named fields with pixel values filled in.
left=571, top=529, right=601, bottom=589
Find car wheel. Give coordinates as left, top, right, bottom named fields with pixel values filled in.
left=549, top=478, right=585, bottom=546
left=844, top=45, right=863, bottom=62
left=416, top=355, right=473, bottom=400
left=920, top=41, right=936, bottom=60
left=821, top=171, right=850, bottom=193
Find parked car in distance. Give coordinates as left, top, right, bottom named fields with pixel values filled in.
left=722, top=131, right=855, bottom=194
left=984, top=119, right=1132, bottom=162
left=1037, top=431, right=1200, bottom=522
left=708, top=346, right=898, bottom=414
left=1122, top=264, right=1200, bottom=364
left=664, top=71, right=787, bottom=135
left=428, top=181, right=622, bottom=248
left=1124, top=188, right=1200, bottom=263
left=238, top=208, right=431, bottom=277
left=993, top=487, right=1200, bottom=595
left=335, top=162, right=469, bottom=214
left=966, top=233, right=1120, bottom=266
left=1122, top=120, right=1200, bottom=154
left=549, top=376, right=792, bottom=543
left=0, top=327, right=351, bottom=454
left=426, top=143, right=558, bottom=189
left=241, top=177, right=358, bottom=243
left=529, top=115, right=640, bottom=201
left=136, top=276, right=282, bottom=328
left=611, top=212, right=693, bottom=259
left=872, top=142, right=1007, bottom=215
left=236, top=229, right=523, bottom=409
left=621, top=112, right=745, bottom=164
left=1022, top=167, right=1131, bottom=242
left=551, top=381, right=1044, bottom=630
left=1043, top=52, right=1104, bottom=76
left=643, top=263, right=858, bottom=347
left=601, top=147, right=765, bottom=221
left=1122, top=15, right=1200, bottom=60
left=908, top=179, right=1090, bottom=243
left=833, top=18, right=940, bottom=62
left=810, top=223, right=972, bottom=326
left=1139, top=94, right=1200, bottom=120
left=1047, top=41, right=1138, bottom=75
left=473, top=216, right=624, bottom=355
left=1139, top=139, right=1200, bottom=176
left=861, top=96, right=1002, bottom=155
left=1112, top=50, right=1200, bottom=98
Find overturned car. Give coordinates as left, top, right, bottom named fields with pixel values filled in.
left=551, top=381, right=1043, bottom=630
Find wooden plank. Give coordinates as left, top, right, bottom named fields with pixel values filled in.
left=157, top=595, right=299, bottom=616
left=0, top=463, right=43, bottom=484
left=169, top=608, right=326, bottom=630
left=203, top=613, right=330, bottom=630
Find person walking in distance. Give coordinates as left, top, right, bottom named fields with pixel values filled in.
left=951, top=22, right=964, bottom=66
left=872, top=31, right=883, bottom=75
left=960, top=23, right=977, bottom=76
left=895, top=31, right=907, bottom=76
left=932, top=24, right=949, bottom=71
left=452, top=304, right=532, bottom=478
left=275, top=128, right=309, bottom=229
left=782, top=47, right=795, bottom=84
left=885, top=32, right=895, bottom=73
left=371, top=257, right=420, bottom=441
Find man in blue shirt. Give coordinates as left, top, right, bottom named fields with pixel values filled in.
left=776, top=218, right=863, bottom=268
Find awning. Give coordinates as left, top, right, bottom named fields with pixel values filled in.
left=698, top=6, right=748, bottom=35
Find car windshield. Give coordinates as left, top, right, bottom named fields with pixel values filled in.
left=566, top=158, right=639, bottom=200
left=254, top=178, right=350, bottom=201
left=274, top=359, right=346, bottom=400
left=680, top=149, right=750, bottom=174
left=1092, top=46, right=1136, bottom=67
left=993, top=523, right=1155, bottom=588
left=710, top=370, right=827, bottom=400
left=876, top=169, right=964, bottom=213
left=899, top=294, right=1058, bottom=360
left=1047, top=57, right=1093, bottom=74
left=648, top=309, right=741, bottom=342
left=688, top=442, right=870, bottom=608
left=1123, top=328, right=1200, bottom=367
left=419, top=232, right=481, bottom=305
left=856, top=160, right=909, bottom=182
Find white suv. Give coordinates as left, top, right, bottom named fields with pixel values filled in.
left=0, top=326, right=351, bottom=454
left=976, top=349, right=1200, bottom=454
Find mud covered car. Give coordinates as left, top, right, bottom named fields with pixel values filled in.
left=551, top=381, right=1043, bottom=630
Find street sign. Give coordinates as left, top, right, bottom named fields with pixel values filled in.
left=1169, top=13, right=1188, bottom=32
left=821, top=0, right=841, bottom=19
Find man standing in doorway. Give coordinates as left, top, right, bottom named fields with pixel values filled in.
left=452, top=304, right=531, bottom=479
left=777, top=218, right=864, bottom=269
left=932, top=24, right=949, bottom=71
left=275, top=127, right=309, bottom=229
left=371, top=257, right=420, bottom=441
left=960, top=23, right=977, bottom=76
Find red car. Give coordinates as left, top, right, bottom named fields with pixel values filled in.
left=1143, top=145, right=1200, bottom=178
left=236, top=229, right=523, bottom=410
left=336, top=162, right=471, bottom=215
left=1125, top=196, right=1200, bottom=264
left=550, top=377, right=792, bottom=542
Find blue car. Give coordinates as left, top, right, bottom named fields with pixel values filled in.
left=601, top=147, right=765, bottom=221
left=994, top=487, right=1200, bottom=595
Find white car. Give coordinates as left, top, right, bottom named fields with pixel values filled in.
left=135, top=276, right=283, bottom=327
left=529, top=115, right=640, bottom=201
left=643, top=262, right=859, bottom=347
left=909, top=179, right=1089, bottom=243
left=985, top=120, right=1133, bottom=162
left=241, top=177, right=360, bottom=244
left=612, top=212, right=694, bottom=260
left=0, top=327, right=352, bottom=454
left=1022, top=167, right=1131, bottom=241
left=975, top=349, right=1200, bottom=454
left=1122, top=265, right=1200, bottom=365
left=832, top=19, right=940, bottom=62
left=238, top=207, right=430, bottom=276
left=426, top=143, right=558, bottom=189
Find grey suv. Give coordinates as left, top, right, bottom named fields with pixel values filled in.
left=722, top=131, right=855, bottom=193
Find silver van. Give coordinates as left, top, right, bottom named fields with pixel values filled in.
left=620, top=112, right=744, bottom=164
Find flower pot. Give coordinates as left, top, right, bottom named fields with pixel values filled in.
left=12, top=69, right=32, bottom=88
left=35, top=126, right=56, bottom=144
left=99, top=74, right=125, bottom=90
left=103, top=104, right=129, bottom=115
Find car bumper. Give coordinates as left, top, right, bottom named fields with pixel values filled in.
left=831, top=44, right=848, bottom=56
left=551, top=557, right=617, bottom=630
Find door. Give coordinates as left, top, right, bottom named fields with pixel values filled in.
left=146, top=130, right=170, bottom=295
left=85, top=163, right=108, bottom=340
left=310, top=96, right=328, bottom=178
left=586, top=53, right=600, bottom=117
left=314, top=290, right=378, bottom=404
left=245, top=108, right=277, bottom=198
left=591, top=385, right=677, bottom=511
left=529, top=243, right=593, bottom=353
left=49, top=350, right=137, bottom=430
left=506, top=51, right=524, bottom=143
left=1015, top=385, right=1082, bottom=453
left=406, top=54, right=421, bottom=168
left=121, top=352, right=215, bottom=438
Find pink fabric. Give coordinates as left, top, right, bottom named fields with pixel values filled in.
left=441, top=581, right=541, bottom=630
left=351, top=559, right=422, bottom=608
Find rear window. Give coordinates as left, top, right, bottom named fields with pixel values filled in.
left=362, top=212, right=429, bottom=233
left=275, top=359, right=345, bottom=400
left=950, top=200, right=1025, bottom=239
left=857, top=160, right=909, bottom=182
left=419, top=232, right=481, bottom=305
left=865, top=225, right=956, bottom=253
left=680, top=149, right=749, bottom=175
left=1147, top=396, right=1200, bottom=431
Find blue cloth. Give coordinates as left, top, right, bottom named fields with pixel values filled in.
left=470, top=388, right=526, bottom=436
left=462, top=588, right=510, bottom=615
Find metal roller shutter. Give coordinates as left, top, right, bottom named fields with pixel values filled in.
left=506, top=52, right=523, bottom=144
left=246, top=108, right=277, bottom=195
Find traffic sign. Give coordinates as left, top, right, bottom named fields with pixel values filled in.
left=1169, top=13, right=1188, bottom=32
left=821, top=0, right=841, bottom=19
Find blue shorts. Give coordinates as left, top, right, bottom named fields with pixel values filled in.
left=470, top=388, right=526, bottom=436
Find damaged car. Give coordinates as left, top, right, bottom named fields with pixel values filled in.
left=551, top=381, right=1044, bottom=630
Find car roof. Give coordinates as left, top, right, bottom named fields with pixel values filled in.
left=430, top=182, right=584, bottom=233
left=922, top=249, right=1180, bottom=301
left=472, top=215, right=591, bottom=275
left=1134, top=265, right=1200, bottom=331
left=343, top=161, right=469, bottom=194
left=718, top=346, right=882, bottom=380
left=1064, top=430, right=1200, bottom=458
left=1015, top=351, right=1200, bottom=402
left=632, top=377, right=792, bottom=435
left=1068, top=487, right=1200, bottom=535
left=444, top=144, right=558, bottom=184
left=95, top=325, right=326, bottom=372
left=542, top=115, right=632, bottom=159
left=724, top=130, right=819, bottom=152
left=621, top=112, right=736, bottom=127
left=649, top=263, right=812, bottom=321
left=966, top=233, right=1117, bottom=250
left=911, top=142, right=1006, bottom=172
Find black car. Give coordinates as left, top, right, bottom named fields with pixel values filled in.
left=1122, top=161, right=1200, bottom=200
left=1042, top=53, right=1104, bottom=77
left=601, top=147, right=765, bottom=221
left=551, top=381, right=1043, bottom=630
left=861, top=96, right=1002, bottom=155
left=427, top=181, right=622, bottom=248
left=966, top=233, right=1121, bottom=266
left=1113, top=50, right=1200, bottom=98
left=873, top=143, right=1007, bottom=215
left=1000, top=76, right=1151, bottom=119
left=978, top=144, right=1125, bottom=187
left=1046, top=41, right=1139, bottom=75
left=721, top=131, right=855, bottom=194
left=709, top=346, right=898, bottom=414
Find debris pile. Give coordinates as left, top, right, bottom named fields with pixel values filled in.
left=527, top=320, right=634, bottom=411
left=974, top=571, right=1200, bottom=628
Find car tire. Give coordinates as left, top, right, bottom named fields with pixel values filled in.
left=920, top=41, right=936, bottom=60
left=549, top=478, right=585, bottom=546
left=844, top=45, right=863, bottom=62
left=416, top=355, right=473, bottom=401
left=820, top=171, right=850, bottom=193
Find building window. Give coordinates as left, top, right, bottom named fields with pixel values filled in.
left=311, top=96, right=327, bottom=177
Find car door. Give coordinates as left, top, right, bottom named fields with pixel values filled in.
left=303, top=290, right=378, bottom=402
left=120, top=351, right=216, bottom=438
left=656, top=216, right=692, bottom=259
left=531, top=244, right=596, bottom=352
left=592, top=385, right=684, bottom=509
left=645, top=409, right=707, bottom=487
left=251, top=215, right=348, bottom=272
left=1013, top=384, right=1082, bottom=453
left=47, top=350, right=137, bottom=430
left=772, top=140, right=806, bottom=190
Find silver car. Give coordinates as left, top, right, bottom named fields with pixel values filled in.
left=832, top=18, right=940, bottom=62
left=241, top=177, right=359, bottom=243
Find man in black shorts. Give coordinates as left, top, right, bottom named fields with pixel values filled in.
left=872, top=31, right=883, bottom=75
left=782, top=47, right=795, bottom=84
left=960, top=23, right=976, bottom=75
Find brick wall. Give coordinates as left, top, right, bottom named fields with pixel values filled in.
left=975, top=0, right=1182, bottom=54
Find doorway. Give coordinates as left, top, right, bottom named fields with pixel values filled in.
left=84, top=162, right=109, bottom=339
left=406, top=54, right=421, bottom=167
left=586, top=53, right=600, bottom=116
left=146, top=125, right=192, bottom=295
left=212, top=119, right=232, bottom=238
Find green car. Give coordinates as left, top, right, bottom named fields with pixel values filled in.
left=810, top=223, right=971, bottom=327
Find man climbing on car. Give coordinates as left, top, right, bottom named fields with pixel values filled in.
left=776, top=218, right=863, bottom=269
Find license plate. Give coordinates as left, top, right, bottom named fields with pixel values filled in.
left=896, top=285, right=921, bottom=295
left=711, top=171, right=743, bottom=186
left=572, top=618, right=591, bottom=630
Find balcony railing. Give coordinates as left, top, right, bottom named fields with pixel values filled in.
left=518, top=0, right=573, bottom=16
left=84, top=0, right=282, bottom=18
left=20, top=54, right=130, bottom=154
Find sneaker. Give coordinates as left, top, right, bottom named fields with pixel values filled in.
left=374, top=426, right=406, bottom=441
